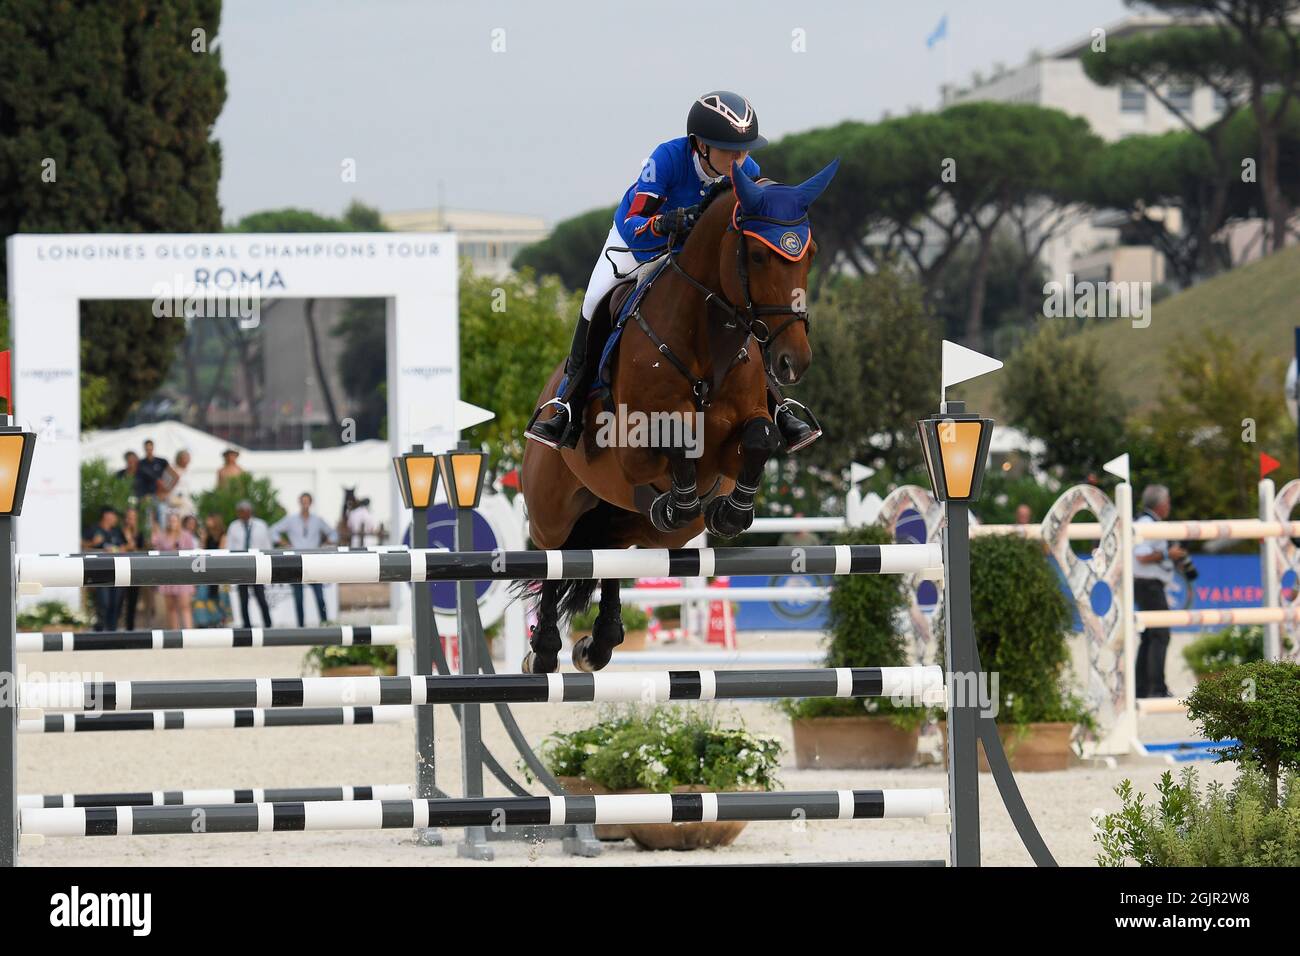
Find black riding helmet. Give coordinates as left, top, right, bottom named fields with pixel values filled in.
left=687, top=91, right=769, bottom=151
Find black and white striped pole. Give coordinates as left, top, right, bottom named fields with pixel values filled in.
left=0, top=420, right=37, bottom=868
left=393, top=444, right=442, bottom=847
left=438, top=441, right=494, bottom=861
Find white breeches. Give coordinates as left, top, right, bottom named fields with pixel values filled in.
left=581, top=224, right=655, bottom=321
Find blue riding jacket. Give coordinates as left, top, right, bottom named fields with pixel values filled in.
left=613, top=136, right=761, bottom=262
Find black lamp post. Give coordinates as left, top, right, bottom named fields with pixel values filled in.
left=437, top=440, right=492, bottom=860
left=917, top=401, right=1055, bottom=867
left=1, top=423, right=37, bottom=868
left=917, top=402, right=993, bottom=867
left=392, top=444, right=441, bottom=847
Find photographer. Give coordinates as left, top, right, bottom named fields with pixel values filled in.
left=1132, top=484, right=1188, bottom=699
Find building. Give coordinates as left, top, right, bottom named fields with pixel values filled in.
left=944, top=13, right=1226, bottom=288
left=382, top=207, right=547, bottom=278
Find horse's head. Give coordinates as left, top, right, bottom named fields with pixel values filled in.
left=720, top=159, right=839, bottom=386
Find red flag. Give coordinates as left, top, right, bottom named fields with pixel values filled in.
left=1260, top=452, right=1281, bottom=479
left=500, top=468, right=521, bottom=490
left=0, top=350, right=10, bottom=413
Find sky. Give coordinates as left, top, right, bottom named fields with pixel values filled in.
left=213, top=0, right=1132, bottom=226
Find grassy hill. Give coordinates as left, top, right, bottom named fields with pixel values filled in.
left=952, top=243, right=1300, bottom=420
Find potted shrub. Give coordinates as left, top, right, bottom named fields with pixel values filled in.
left=1094, top=660, right=1300, bottom=865
left=942, top=534, right=1092, bottom=772
left=304, top=643, right=398, bottom=677
left=17, top=601, right=90, bottom=633
left=785, top=524, right=925, bottom=769
left=569, top=603, right=650, bottom=652
left=540, top=707, right=782, bottom=850
left=1181, top=625, right=1289, bottom=681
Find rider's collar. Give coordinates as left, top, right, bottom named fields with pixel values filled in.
left=693, top=150, right=726, bottom=184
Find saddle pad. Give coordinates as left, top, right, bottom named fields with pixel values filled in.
left=589, top=258, right=670, bottom=399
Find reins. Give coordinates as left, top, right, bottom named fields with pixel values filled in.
left=604, top=190, right=810, bottom=409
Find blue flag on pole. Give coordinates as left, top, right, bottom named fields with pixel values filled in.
left=926, top=14, right=948, bottom=49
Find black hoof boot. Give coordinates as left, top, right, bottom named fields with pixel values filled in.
left=649, top=491, right=702, bottom=533
left=705, top=494, right=754, bottom=538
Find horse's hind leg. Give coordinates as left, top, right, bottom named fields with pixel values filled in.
left=572, top=578, right=623, bottom=673
left=521, top=580, right=563, bottom=674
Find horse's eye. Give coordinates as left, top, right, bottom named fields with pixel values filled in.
left=750, top=250, right=765, bottom=265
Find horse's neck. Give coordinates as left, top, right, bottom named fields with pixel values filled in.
left=666, top=202, right=731, bottom=363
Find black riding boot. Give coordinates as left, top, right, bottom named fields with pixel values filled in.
left=527, top=317, right=591, bottom=450
left=773, top=399, right=821, bottom=452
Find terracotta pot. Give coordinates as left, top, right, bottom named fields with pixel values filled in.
left=791, top=716, right=920, bottom=770
left=320, top=664, right=398, bottom=678
left=554, top=776, right=628, bottom=841
left=622, top=629, right=648, bottom=652
left=939, top=721, right=1076, bottom=772
left=621, top=785, right=749, bottom=851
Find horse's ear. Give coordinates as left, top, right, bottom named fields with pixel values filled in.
left=793, top=159, right=840, bottom=208
left=732, top=160, right=764, bottom=213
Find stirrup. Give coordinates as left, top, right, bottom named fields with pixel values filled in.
left=525, top=398, right=572, bottom=449
left=777, top=399, right=822, bottom=453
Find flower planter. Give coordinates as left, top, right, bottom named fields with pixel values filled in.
left=791, top=715, right=920, bottom=769
left=554, top=776, right=628, bottom=841
left=939, top=721, right=1076, bottom=772
left=622, top=629, right=647, bottom=652
left=554, top=779, right=751, bottom=849
left=320, top=664, right=398, bottom=678
left=623, top=785, right=749, bottom=851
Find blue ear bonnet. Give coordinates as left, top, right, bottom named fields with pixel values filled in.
left=731, top=159, right=839, bottom=261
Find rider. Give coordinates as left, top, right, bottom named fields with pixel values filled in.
left=525, top=90, right=820, bottom=452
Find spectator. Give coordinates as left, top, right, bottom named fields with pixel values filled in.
left=346, top=497, right=375, bottom=547
left=181, top=513, right=200, bottom=539
left=136, top=439, right=170, bottom=498
left=1133, top=484, right=1186, bottom=699
left=1015, top=504, right=1033, bottom=525
left=119, top=506, right=147, bottom=631
left=86, top=506, right=125, bottom=631
left=116, top=451, right=149, bottom=499
left=270, top=492, right=338, bottom=626
left=152, top=511, right=197, bottom=629
left=193, top=514, right=230, bottom=627
left=159, top=448, right=194, bottom=517
left=226, top=500, right=273, bottom=627
left=217, top=448, right=245, bottom=487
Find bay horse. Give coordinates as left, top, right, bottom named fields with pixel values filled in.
left=518, top=159, right=839, bottom=673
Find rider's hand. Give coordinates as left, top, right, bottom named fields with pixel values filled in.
left=653, top=205, right=700, bottom=237
left=1168, top=545, right=1188, bottom=561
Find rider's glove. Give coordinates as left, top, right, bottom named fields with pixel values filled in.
left=652, top=205, right=701, bottom=237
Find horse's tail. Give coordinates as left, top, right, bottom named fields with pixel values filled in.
left=510, top=502, right=622, bottom=622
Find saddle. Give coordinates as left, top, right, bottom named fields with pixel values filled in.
left=584, top=259, right=671, bottom=401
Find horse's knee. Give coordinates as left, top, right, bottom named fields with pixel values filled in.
left=739, top=417, right=778, bottom=473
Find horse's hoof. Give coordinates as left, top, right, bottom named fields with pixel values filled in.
left=705, top=496, right=752, bottom=538
left=571, top=635, right=614, bottom=673
left=521, top=652, right=558, bottom=674
left=650, top=492, right=701, bottom=533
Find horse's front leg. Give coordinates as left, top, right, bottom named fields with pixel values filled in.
left=647, top=448, right=703, bottom=533
left=705, top=416, right=778, bottom=538
left=572, top=578, right=624, bottom=673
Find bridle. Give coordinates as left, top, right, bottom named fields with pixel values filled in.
left=623, top=197, right=811, bottom=409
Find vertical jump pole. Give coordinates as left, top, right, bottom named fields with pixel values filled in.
left=1, top=513, right=16, bottom=867
left=1259, top=479, right=1282, bottom=661
left=940, top=496, right=980, bottom=866
left=407, top=448, right=442, bottom=848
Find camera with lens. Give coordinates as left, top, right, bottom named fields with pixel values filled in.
left=1171, top=542, right=1198, bottom=582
